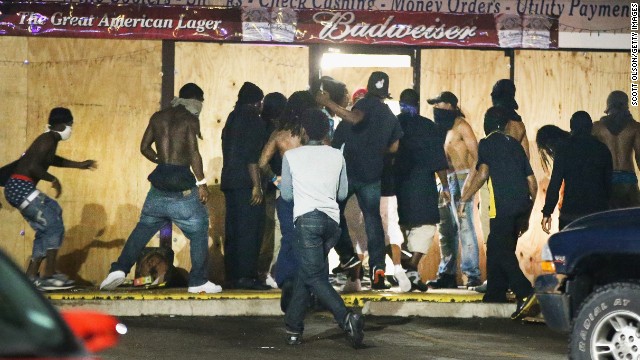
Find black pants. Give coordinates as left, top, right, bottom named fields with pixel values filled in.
left=484, top=214, right=533, bottom=302
left=224, top=188, right=265, bottom=282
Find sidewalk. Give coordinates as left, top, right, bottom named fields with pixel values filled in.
left=47, top=287, right=519, bottom=318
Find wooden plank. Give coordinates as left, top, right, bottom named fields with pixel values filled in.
left=174, top=43, right=309, bottom=282
left=419, top=49, right=511, bottom=283
left=0, top=36, right=29, bottom=265
left=515, top=50, right=638, bottom=282
left=1, top=38, right=163, bottom=284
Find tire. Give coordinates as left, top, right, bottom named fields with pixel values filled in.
left=569, top=282, right=640, bottom=360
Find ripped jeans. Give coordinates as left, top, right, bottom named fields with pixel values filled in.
left=20, top=192, right=65, bottom=260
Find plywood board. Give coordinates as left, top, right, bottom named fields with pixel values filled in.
left=0, top=38, right=162, bottom=284
left=174, top=43, right=309, bottom=280
left=0, top=36, right=29, bottom=264
left=418, top=49, right=511, bottom=283
left=515, top=50, right=638, bottom=282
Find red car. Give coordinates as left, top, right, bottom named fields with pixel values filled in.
left=0, top=249, right=125, bottom=358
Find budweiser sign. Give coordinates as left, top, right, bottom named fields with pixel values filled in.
left=297, top=10, right=502, bottom=47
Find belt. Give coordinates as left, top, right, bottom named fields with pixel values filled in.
left=19, top=190, right=41, bottom=211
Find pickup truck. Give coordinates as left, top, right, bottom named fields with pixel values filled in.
left=535, top=207, right=640, bottom=360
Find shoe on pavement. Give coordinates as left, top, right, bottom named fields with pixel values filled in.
left=406, top=270, right=428, bottom=292
left=472, top=280, right=488, bottom=293
left=265, top=273, right=278, bottom=289
left=465, top=277, right=483, bottom=289
left=426, top=274, right=457, bottom=289
left=332, top=256, right=362, bottom=274
left=286, top=331, right=302, bottom=345
left=38, top=275, right=75, bottom=291
left=371, top=266, right=390, bottom=290
left=342, top=278, right=361, bottom=293
left=511, top=293, right=540, bottom=320
left=100, top=270, right=126, bottom=291
left=394, top=267, right=412, bottom=292
left=188, top=281, right=223, bottom=294
left=343, top=312, right=365, bottom=349
left=235, top=277, right=272, bottom=290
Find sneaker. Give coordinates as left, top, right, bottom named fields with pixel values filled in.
left=426, top=274, right=457, bottom=289
left=370, top=267, right=390, bottom=290
left=406, top=270, right=428, bottom=292
left=332, top=256, right=362, bottom=274
left=38, top=276, right=75, bottom=291
left=342, top=278, right=361, bottom=293
left=100, top=270, right=126, bottom=291
left=343, top=312, right=365, bottom=349
left=265, top=274, right=278, bottom=289
left=188, top=281, right=223, bottom=294
left=511, top=293, right=540, bottom=320
left=394, top=268, right=412, bottom=292
left=286, top=331, right=302, bottom=345
left=465, top=277, right=483, bottom=289
left=472, top=280, right=488, bottom=293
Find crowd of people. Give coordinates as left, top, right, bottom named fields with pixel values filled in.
left=2, top=71, right=640, bottom=347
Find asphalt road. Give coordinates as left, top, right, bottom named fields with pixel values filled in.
left=101, top=314, right=569, bottom=359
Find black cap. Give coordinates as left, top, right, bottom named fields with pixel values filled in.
left=427, top=91, right=458, bottom=107
left=48, top=107, right=73, bottom=126
left=366, top=72, right=391, bottom=99
left=237, top=82, right=264, bottom=106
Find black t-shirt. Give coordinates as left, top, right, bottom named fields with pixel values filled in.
left=395, top=113, right=448, bottom=226
left=220, top=105, right=266, bottom=190
left=333, top=95, right=403, bottom=183
left=542, top=135, right=612, bottom=217
left=477, top=132, right=533, bottom=218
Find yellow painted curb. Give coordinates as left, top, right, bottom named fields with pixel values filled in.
left=46, top=289, right=484, bottom=304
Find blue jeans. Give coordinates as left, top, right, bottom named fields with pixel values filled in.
left=275, top=197, right=297, bottom=287
left=335, top=180, right=385, bottom=274
left=437, top=172, right=481, bottom=280
left=20, top=193, right=65, bottom=260
left=284, top=210, right=348, bottom=334
left=110, top=186, right=210, bottom=287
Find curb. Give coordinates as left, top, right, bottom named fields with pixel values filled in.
left=48, top=288, right=517, bottom=318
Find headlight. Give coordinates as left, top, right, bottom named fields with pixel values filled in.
left=541, top=242, right=553, bottom=261
left=540, top=242, right=556, bottom=273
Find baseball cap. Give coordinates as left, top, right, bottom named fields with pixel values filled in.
left=427, top=91, right=458, bottom=107
left=366, top=72, right=391, bottom=99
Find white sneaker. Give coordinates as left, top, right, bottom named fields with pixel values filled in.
left=188, top=281, right=222, bottom=294
left=100, top=270, right=126, bottom=291
left=342, top=279, right=361, bottom=293
left=394, top=268, right=412, bottom=292
left=265, top=274, right=278, bottom=289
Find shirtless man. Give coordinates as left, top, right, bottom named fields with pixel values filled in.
left=258, top=90, right=316, bottom=309
left=592, top=90, right=640, bottom=209
left=100, top=83, right=221, bottom=294
left=492, top=79, right=530, bottom=158
left=2, top=107, right=96, bottom=290
left=425, top=91, right=481, bottom=289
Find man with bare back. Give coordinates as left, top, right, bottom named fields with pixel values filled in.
left=100, top=83, right=221, bottom=294
left=2, top=107, right=96, bottom=290
left=592, top=90, right=640, bottom=209
left=258, top=91, right=316, bottom=305
left=426, top=91, right=481, bottom=289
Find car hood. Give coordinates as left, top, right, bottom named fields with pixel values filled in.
left=547, top=207, right=640, bottom=274
left=563, top=207, right=640, bottom=231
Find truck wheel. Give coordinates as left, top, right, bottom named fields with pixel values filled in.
left=569, top=282, right=640, bottom=360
